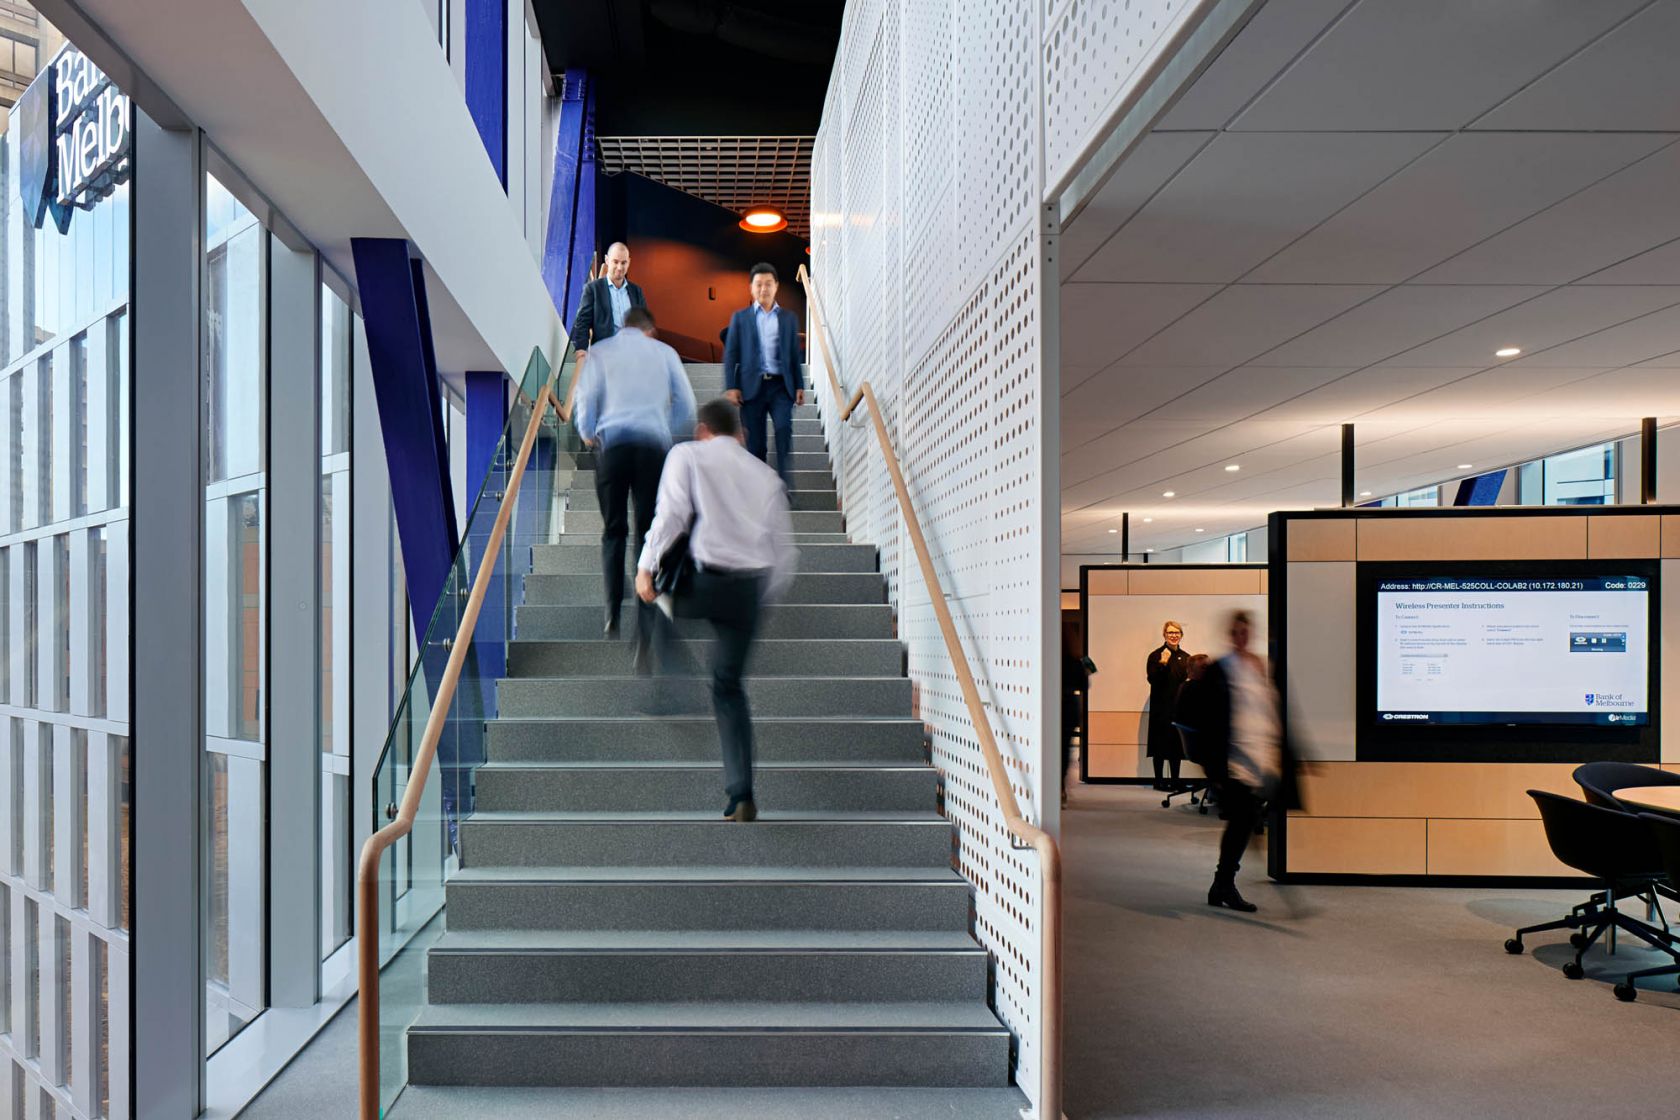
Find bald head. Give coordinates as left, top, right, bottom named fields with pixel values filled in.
left=603, top=242, right=630, bottom=286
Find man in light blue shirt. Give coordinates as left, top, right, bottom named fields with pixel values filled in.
left=574, top=307, right=697, bottom=663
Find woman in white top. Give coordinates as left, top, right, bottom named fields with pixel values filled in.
left=1175, top=610, right=1299, bottom=913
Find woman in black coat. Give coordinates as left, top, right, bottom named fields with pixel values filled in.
left=1144, top=620, right=1190, bottom=790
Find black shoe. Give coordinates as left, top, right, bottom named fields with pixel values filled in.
left=604, top=616, right=620, bottom=638
left=723, top=798, right=758, bottom=822
left=1208, top=882, right=1258, bottom=912
left=632, top=641, right=652, bottom=676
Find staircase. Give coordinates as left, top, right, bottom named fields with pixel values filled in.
left=388, top=364, right=1028, bottom=1117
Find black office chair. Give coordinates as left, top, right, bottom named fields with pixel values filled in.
left=1573, top=761, right=1680, bottom=811
left=1615, top=813, right=1680, bottom=1001
left=1504, top=791, right=1679, bottom=978
left=1160, top=724, right=1214, bottom=813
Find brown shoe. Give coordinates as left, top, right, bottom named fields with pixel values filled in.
left=724, top=798, right=758, bottom=822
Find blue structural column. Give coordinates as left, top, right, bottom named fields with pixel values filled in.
left=351, top=237, right=481, bottom=832
left=542, top=69, right=596, bottom=324
left=464, top=0, right=508, bottom=187
left=465, top=370, right=510, bottom=690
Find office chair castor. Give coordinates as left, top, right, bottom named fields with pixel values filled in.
left=1198, top=803, right=1209, bottom=815
left=1614, top=982, right=1637, bottom=1002
left=1161, top=797, right=1172, bottom=808
left=1504, top=937, right=1523, bottom=955
left=1569, top=932, right=1589, bottom=950
left=1562, top=960, right=1585, bottom=980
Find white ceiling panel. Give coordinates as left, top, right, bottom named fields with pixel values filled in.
left=1117, top=283, right=1384, bottom=367
left=1154, top=0, right=1351, bottom=130
left=1362, top=368, right=1617, bottom=419
left=1248, top=133, right=1668, bottom=284
left=1058, top=283, right=1220, bottom=372
left=1252, top=366, right=1484, bottom=422
left=1251, top=284, right=1545, bottom=367
left=1060, top=418, right=1220, bottom=480
left=1060, top=367, right=1228, bottom=449
left=1632, top=350, right=1680, bottom=369
left=1417, top=141, right=1680, bottom=285
left=1525, top=366, right=1680, bottom=416
left=1383, top=286, right=1680, bottom=367
left=1147, top=366, right=1354, bottom=422
left=1580, top=238, right=1680, bottom=286
left=1059, top=132, right=1210, bottom=280
left=1231, top=0, right=1647, bottom=131
left=1071, top=132, right=1442, bottom=283
left=1474, top=1, right=1680, bottom=131
left=1512, top=301, right=1680, bottom=368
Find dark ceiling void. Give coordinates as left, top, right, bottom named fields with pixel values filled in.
left=534, top=0, right=843, bottom=135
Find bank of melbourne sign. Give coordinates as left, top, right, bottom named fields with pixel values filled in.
left=17, top=42, right=131, bottom=234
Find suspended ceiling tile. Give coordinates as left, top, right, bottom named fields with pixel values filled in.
left=1385, top=285, right=1680, bottom=367
left=1060, top=132, right=1211, bottom=281
left=1514, top=301, right=1680, bottom=368
left=1154, top=0, right=1351, bottom=131
left=1249, top=133, right=1669, bottom=285
left=1580, top=238, right=1680, bottom=286
left=1061, top=366, right=1230, bottom=448
left=1231, top=0, right=1647, bottom=131
left=1148, top=366, right=1356, bottom=422
left=1252, top=284, right=1546, bottom=368
left=1254, top=366, right=1486, bottom=422
left=1473, top=1, right=1680, bottom=131
left=1073, top=131, right=1442, bottom=284
left=1058, top=282, right=1221, bottom=370
left=1417, top=142, right=1680, bottom=285
left=1118, top=283, right=1384, bottom=368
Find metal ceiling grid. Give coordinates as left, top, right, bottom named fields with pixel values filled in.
left=595, top=134, right=815, bottom=238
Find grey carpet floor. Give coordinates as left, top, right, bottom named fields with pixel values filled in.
left=1064, top=783, right=1680, bottom=1119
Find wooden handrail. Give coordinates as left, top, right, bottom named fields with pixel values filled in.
left=797, top=264, right=1063, bottom=1119
left=356, top=379, right=558, bottom=1120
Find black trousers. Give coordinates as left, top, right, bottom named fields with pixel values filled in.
left=1215, top=780, right=1260, bottom=885
left=742, top=378, right=796, bottom=485
left=685, top=569, right=764, bottom=802
left=597, top=440, right=666, bottom=637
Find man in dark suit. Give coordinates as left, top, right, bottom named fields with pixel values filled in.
left=723, top=262, right=805, bottom=485
left=569, top=242, right=646, bottom=357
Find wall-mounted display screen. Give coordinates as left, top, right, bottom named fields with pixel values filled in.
left=1357, top=561, right=1659, bottom=762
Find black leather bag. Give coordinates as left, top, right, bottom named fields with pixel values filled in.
left=653, top=532, right=694, bottom=597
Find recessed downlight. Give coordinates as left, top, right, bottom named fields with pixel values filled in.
left=1194, top=528, right=1205, bottom=533
left=1359, top=491, right=1372, bottom=498
left=1458, top=463, right=1474, bottom=471
left=1495, top=347, right=1521, bottom=358
left=1143, top=517, right=1154, bottom=523
left=1162, top=491, right=1175, bottom=498
left=1224, top=464, right=1240, bottom=472
left=1144, top=548, right=1154, bottom=553
left=1107, top=528, right=1118, bottom=534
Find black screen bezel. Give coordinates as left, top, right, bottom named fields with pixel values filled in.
left=1356, top=558, right=1661, bottom=763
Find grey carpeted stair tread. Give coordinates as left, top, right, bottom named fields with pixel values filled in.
left=520, top=571, right=884, bottom=605
left=482, top=716, right=926, bottom=763
left=496, top=675, right=913, bottom=718
left=429, top=929, right=985, bottom=951
left=446, top=864, right=969, bottom=883
left=506, top=639, right=902, bottom=678
left=473, top=763, right=936, bottom=812
left=531, top=542, right=875, bottom=574
left=387, top=1085, right=1032, bottom=1120
left=410, top=1000, right=1008, bottom=1031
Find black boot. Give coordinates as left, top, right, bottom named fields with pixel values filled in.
left=1208, top=880, right=1258, bottom=912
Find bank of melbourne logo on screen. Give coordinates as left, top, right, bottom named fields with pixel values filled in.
left=1585, top=693, right=1596, bottom=706
left=17, top=42, right=130, bottom=235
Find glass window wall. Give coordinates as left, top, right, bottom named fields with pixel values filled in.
left=320, top=285, right=353, bottom=960
left=202, top=173, right=268, bottom=1056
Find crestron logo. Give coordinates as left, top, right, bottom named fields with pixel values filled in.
left=17, top=42, right=130, bottom=234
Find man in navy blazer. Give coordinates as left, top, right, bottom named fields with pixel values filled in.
left=569, top=242, right=647, bottom=357
left=723, top=262, right=805, bottom=485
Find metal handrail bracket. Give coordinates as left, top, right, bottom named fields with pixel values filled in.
left=797, top=264, right=1063, bottom=1120
left=355, top=377, right=559, bottom=1120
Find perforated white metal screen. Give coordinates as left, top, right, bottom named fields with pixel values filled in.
left=812, top=2, right=1197, bottom=1110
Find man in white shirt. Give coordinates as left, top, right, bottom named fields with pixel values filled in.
left=636, top=398, right=796, bottom=822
